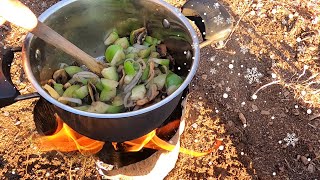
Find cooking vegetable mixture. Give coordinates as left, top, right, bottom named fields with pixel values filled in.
left=43, top=27, right=184, bottom=114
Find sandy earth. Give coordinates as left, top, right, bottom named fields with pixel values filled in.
left=1, top=0, right=320, bottom=179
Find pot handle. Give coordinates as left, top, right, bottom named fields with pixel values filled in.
left=0, top=46, right=40, bottom=108
left=181, top=0, right=233, bottom=48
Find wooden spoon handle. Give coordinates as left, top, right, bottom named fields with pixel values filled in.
left=0, top=0, right=104, bottom=75
left=31, top=22, right=104, bottom=75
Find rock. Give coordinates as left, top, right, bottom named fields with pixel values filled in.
left=238, top=113, right=247, bottom=125
left=252, top=104, right=259, bottom=111
left=307, top=163, right=315, bottom=173
left=227, top=120, right=234, bottom=127
left=201, top=74, right=208, bottom=80
left=283, top=91, right=290, bottom=97
left=296, top=155, right=301, bottom=160
left=267, top=121, right=273, bottom=126
left=292, top=109, right=300, bottom=116
left=300, top=156, right=309, bottom=165
left=261, top=110, right=271, bottom=115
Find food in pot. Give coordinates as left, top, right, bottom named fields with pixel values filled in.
left=43, top=27, right=184, bottom=114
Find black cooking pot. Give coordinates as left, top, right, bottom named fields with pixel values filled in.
left=0, top=0, right=233, bottom=142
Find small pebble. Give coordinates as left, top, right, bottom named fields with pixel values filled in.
left=252, top=104, right=259, bottom=111
left=292, top=109, right=300, bottom=116
left=201, top=74, right=208, bottom=80
left=3, top=112, right=9, bottom=117
left=261, top=110, right=271, bottom=115
left=307, top=164, right=315, bottom=173
left=300, top=156, right=309, bottom=165
left=218, top=146, right=224, bottom=151
left=238, top=113, right=247, bottom=125
left=191, top=123, right=198, bottom=129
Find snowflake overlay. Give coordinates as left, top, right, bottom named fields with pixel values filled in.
left=210, top=68, right=217, bottom=74
left=283, top=133, right=299, bottom=147
left=226, top=18, right=232, bottom=24
left=244, top=67, right=263, bottom=84
left=213, top=2, right=220, bottom=9
left=240, top=45, right=249, bottom=54
left=213, top=15, right=224, bottom=25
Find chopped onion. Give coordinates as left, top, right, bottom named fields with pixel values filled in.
left=58, top=97, right=82, bottom=105
left=133, top=43, right=148, bottom=50
left=124, top=92, right=135, bottom=108
left=43, top=84, right=60, bottom=100
left=123, top=64, right=142, bottom=94
left=69, top=71, right=99, bottom=84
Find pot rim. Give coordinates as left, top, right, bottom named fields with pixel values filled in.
left=23, top=0, right=200, bottom=119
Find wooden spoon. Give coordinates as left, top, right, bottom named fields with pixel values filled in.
left=0, top=0, right=104, bottom=76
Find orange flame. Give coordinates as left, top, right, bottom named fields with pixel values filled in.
left=36, top=116, right=222, bottom=157
left=113, top=119, right=223, bottom=157
left=0, top=0, right=38, bottom=30
left=35, top=114, right=105, bottom=156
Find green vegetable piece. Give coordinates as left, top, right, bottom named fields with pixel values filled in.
left=112, top=95, right=124, bottom=106
left=152, top=38, right=160, bottom=45
left=111, top=49, right=126, bottom=66
left=153, top=74, right=167, bottom=90
left=150, top=52, right=160, bottom=58
left=145, top=36, right=153, bottom=44
left=104, top=31, right=119, bottom=46
left=105, top=44, right=123, bottom=63
left=64, top=66, right=83, bottom=77
left=149, top=45, right=156, bottom=52
left=73, top=85, right=89, bottom=99
left=138, top=48, right=151, bottom=58
left=124, top=61, right=136, bottom=75
left=74, top=105, right=90, bottom=111
left=143, top=41, right=150, bottom=47
left=95, top=81, right=104, bottom=91
left=106, top=105, right=124, bottom=113
left=115, top=37, right=130, bottom=49
left=131, top=85, right=146, bottom=101
left=126, top=53, right=137, bottom=59
left=63, top=85, right=81, bottom=97
left=54, top=83, right=64, bottom=96
left=101, top=67, right=119, bottom=81
left=101, top=78, right=119, bottom=91
left=166, top=73, right=183, bottom=88
left=100, top=88, right=117, bottom=102
left=86, top=101, right=110, bottom=113
left=153, top=58, right=170, bottom=66
left=141, top=65, right=150, bottom=81
left=124, top=75, right=134, bottom=84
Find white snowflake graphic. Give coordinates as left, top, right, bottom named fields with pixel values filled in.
left=240, top=45, right=249, bottom=54
left=210, top=68, right=217, bottom=74
left=297, top=46, right=306, bottom=54
left=283, top=133, right=299, bottom=147
left=226, top=18, right=232, bottom=24
left=226, top=87, right=231, bottom=92
left=213, top=15, right=224, bottom=25
left=244, top=67, right=263, bottom=84
left=213, top=2, right=220, bottom=9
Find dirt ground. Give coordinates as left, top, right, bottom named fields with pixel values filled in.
left=1, top=0, right=320, bottom=179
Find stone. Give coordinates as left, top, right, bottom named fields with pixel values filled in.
left=300, top=156, right=309, bottom=165
left=238, top=113, right=247, bottom=125
left=307, top=163, right=315, bottom=173
left=261, top=110, right=271, bottom=115
left=292, top=109, right=300, bottom=116
left=252, top=104, right=259, bottom=111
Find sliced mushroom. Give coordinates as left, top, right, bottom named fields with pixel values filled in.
left=156, top=44, right=167, bottom=58
left=147, top=84, right=159, bottom=102
left=146, top=61, right=155, bottom=83
left=47, top=79, right=57, bottom=87
left=53, top=69, right=69, bottom=84
left=136, top=98, right=149, bottom=106
left=130, top=27, right=147, bottom=45
left=88, top=82, right=99, bottom=102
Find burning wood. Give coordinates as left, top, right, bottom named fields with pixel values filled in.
left=35, top=114, right=105, bottom=156
left=35, top=115, right=222, bottom=157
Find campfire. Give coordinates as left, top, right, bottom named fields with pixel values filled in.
left=33, top=97, right=223, bottom=178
